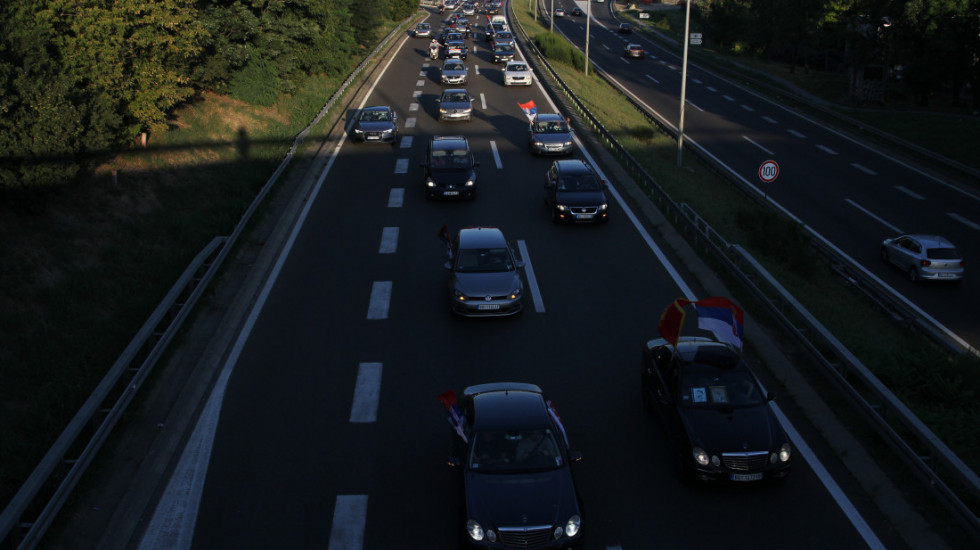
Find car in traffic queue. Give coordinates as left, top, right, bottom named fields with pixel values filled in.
left=437, top=88, right=474, bottom=121
left=554, top=7, right=566, bottom=17
left=414, top=22, right=433, bottom=38
left=641, top=336, right=793, bottom=482
left=485, top=1, right=501, bottom=15
left=624, top=43, right=645, bottom=58
left=421, top=135, right=478, bottom=199
left=570, top=6, right=583, bottom=16
left=445, top=228, right=524, bottom=316
left=462, top=2, right=476, bottom=15
left=488, top=30, right=514, bottom=50
left=492, top=43, right=516, bottom=63
left=502, top=60, right=533, bottom=86
left=440, top=59, right=469, bottom=85
left=880, top=234, right=965, bottom=283
left=544, top=159, right=609, bottom=223
left=619, top=23, right=632, bottom=33
left=447, top=383, right=583, bottom=548
left=349, top=105, right=398, bottom=143
left=445, top=37, right=468, bottom=59
left=529, top=113, right=574, bottom=155
left=485, top=22, right=508, bottom=42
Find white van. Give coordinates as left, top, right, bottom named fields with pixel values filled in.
left=490, top=14, right=507, bottom=26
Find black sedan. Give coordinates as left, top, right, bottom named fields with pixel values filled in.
left=641, top=336, right=792, bottom=482
left=448, top=383, right=583, bottom=548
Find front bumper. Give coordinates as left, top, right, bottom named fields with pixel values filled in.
left=450, top=296, right=523, bottom=317
left=551, top=204, right=608, bottom=223
left=504, top=76, right=532, bottom=86
left=442, top=75, right=468, bottom=85
left=439, top=110, right=473, bottom=121
left=689, top=453, right=792, bottom=482
left=353, top=130, right=396, bottom=143
left=530, top=141, right=573, bottom=155
left=427, top=184, right=475, bottom=199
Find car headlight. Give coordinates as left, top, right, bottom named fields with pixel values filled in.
left=564, top=140, right=573, bottom=146
left=466, top=520, right=484, bottom=541
left=565, top=515, right=581, bottom=538
left=533, top=140, right=544, bottom=146
left=439, top=108, right=448, bottom=114
left=453, top=289, right=466, bottom=301
left=599, top=203, right=608, bottom=211
left=555, top=204, right=567, bottom=212
left=465, top=179, right=474, bottom=187
left=509, top=287, right=521, bottom=299
left=426, top=178, right=435, bottom=187
left=353, top=128, right=364, bottom=134
left=381, top=128, right=393, bottom=135
left=778, top=443, right=792, bottom=463
left=693, top=447, right=710, bottom=466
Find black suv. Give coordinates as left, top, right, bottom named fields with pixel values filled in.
left=544, top=159, right=609, bottom=223
left=421, top=136, right=479, bottom=199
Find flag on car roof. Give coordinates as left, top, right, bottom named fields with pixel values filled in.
left=692, top=296, right=744, bottom=352
left=657, top=298, right=690, bottom=348
left=518, top=100, right=537, bottom=122
left=439, top=389, right=468, bottom=442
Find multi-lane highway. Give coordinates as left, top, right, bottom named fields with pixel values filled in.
left=131, top=5, right=920, bottom=550
left=549, top=1, right=979, bottom=352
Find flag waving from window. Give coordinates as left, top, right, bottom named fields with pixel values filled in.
left=438, top=389, right=468, bottom=442
left=657, top=298, right=691, bottom=348
left=657, top=296, right=745, bottom=352
left=518, top=100, right=537, bottom=122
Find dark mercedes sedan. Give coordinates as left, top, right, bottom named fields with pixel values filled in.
left=641, top=336, right=792, bottom=482
left=448, top=383, right=583, bottom=548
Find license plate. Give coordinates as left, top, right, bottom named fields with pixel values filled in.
left=444, top=190, right=459, bottom=196
left=367, top=135, right=379, bottom=140
left=575, top=214, right=594, bottom=220
left=477, top=304, right=500, bottom=310
left=731, top=473, right=763, bottom=482
left=938, top=273, right=954, bottom=278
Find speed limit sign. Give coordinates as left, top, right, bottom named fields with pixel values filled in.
left=758, top=160, right=780, bottom=183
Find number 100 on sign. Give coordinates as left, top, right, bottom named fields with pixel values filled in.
left=758, top=160, right=779, bottom=183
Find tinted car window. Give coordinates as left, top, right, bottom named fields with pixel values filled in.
left=557, top=174, right=601, bottom=192
left=455, top=247, right=513, bottom=272
left=927, top=248, right=960, bottom=260
left=469, top=429, right=563, bottom=472
left=679, top=364, right=764, bottom=408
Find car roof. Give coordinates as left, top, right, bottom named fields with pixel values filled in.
left=905, top=234, right=956, bottom=248
left=666, top=338, right=742, bottom=369
left=465, top=383, right=551, bottom=431
left=431, top=135, right=468, bottom=150
left=535, top=113, right=564, bottom=122
left=552, top=159, right=592, bottom=174
left=362, top=105, right=390, bottom=112
left=627, top=43, right=643, bottom=48
left=458, top=226, right=507, bottom=249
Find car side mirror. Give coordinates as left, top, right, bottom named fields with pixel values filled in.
left=447, top=456, right=462, bottom=468
left=515, top=260, right=525, bottom=269
left=436, top=98, right=441, bottom=103
left=444, top=261, right=453, bottom=270
left=569, top=451, right=583, bottom=463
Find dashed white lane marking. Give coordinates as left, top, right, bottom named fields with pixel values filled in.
left=405, top=117, right=416, bottom=128
left=743, top=136, right=774, bottom=155
left=388, top=188, right=404, bottom=208
left=788, top=129, right=806, bottom=138
left=706, top=86, right=717, bottom=92
left=722, top=94, right=734, bottom=101
left=691, top=77, right=702, bottom=84
left=418, top=70, right=425, bottom=76
left=409, top=103, right=419, bottom=112
left=349, top=363, right=382, bottom=423
left=645, top=74, right=660, bottom=84
left=740, top=104, right=754, bottom=112
left=379, top=227, right=399, bottom=254
left=817, top=144, right=838, bottom=155
left=846, top=199, right=903, bottom=233
left=762, top=116, right=778, bottom=124
left=851, top=163, right=877, bottom=175
left=948, top=212, right=980, bottom=230
left=490, top=140, right=502, bottom=169
left=394, top=159, right=409, bottom=174
left=895, top=185, right=924, bottom=200
left=412, top=90, right=421, bottom=98
left=480, top=92, right=487, bottom=109
left=400, top=136, right=413, bottom=148
left=327, top=495, right=368, bottom=550
left=415, top=79, right=425, bottom=86
left=602, top=43, right=610, bottom=51
left=367, top=281, right=392, bottom=319
left=474, top=65, right=481, bottom=75
left=517, top=240, right=545, bottom=313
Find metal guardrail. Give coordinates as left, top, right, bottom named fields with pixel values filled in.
left=510, top=1, right=980, bottom=542
left=0, top=15, right=423, bottom=550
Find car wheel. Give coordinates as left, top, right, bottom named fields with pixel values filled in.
left=879, top=247, right=889, bottom=263
left=908, top=266, right=919, bottom=283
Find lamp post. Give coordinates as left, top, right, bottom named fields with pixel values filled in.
left=550, top=0, right=554, bottom=32
left=585, top=0, right=591, bottom=76
left=676, top=0, right=692, bottom=166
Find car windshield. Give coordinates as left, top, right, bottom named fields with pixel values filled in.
left=926, top=247, right=960, bottom=260
left=557, top=174, right=600, bottom=192
left=455, top=247, right=513, bottom=272
left=679, top=365, right=765, bottom=409
left=469, top=429, right=563, bottom=472
left=508, top=63, right=528, bottom=72
left=443, top=92, right=469, bottom=103
left=496, top=44, right=514, bottom=52
left=359, top=110, right=391, bottom=122
left=444, top=62, right=464, bottom=71
left=533, top=120, right=567, bottom=133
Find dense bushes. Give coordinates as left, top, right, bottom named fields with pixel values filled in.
left=534, top=32, right=591, bottom=72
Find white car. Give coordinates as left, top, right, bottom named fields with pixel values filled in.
left=554, top=8, right=565, bottom=17
left=503, top=60, right=533, bottom=86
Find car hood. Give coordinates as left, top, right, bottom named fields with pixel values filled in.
left=442, top=69, right=467, bottom=77
left=441, top=100, right=472, bottom=111
left=355, top=121, right=394, bottom=132
left=555, top=189, right=606, bottom=206
left=453, top=271, right=519, bottom=296
left=681, top=405, right=779, bottom=452
left=465, top=469, right=578, bottom=528
left=532, top=132, right=572, bottom=145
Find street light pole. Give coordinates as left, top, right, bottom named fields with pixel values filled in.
left=676, top=0, right=692, bottom=167
left=585, top=0, right=591, bottom=76
left=550, top=0, right=554, bottom=32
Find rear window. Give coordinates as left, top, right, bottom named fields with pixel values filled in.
left=926, top=248, right=960, bottom=260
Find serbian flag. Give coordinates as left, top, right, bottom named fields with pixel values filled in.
left=546, top=400, right=569, bottom=447
left=437, top=223, right=453, bottom=259
left=439, top=389, right=468, bottom=442
left=657, top=298, right=691, bottom=348
left=692, top=296, right=744, bottom=352
left=518, top=100, right=537, bottom=122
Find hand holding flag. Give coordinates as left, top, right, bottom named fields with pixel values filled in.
left=518, top=100, right=537, bottom=122
left=439, top=389, right=468, bottom=443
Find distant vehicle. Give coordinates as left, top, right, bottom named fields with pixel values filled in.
left=570, top=7, right=583, bottom=16
left=554, top=7, right=565, bottom=17
left=529, top=113, right=573, bottom=155
left=641, top=336, right=793, bottom=482
left=445, top=229, right=524, bottom=317
left=440, top=59, right=468, bottom=85
left=544, top=159, right=609, bottom=223
left=624, top=43, right=645, bottom=58
left=421, top=135, right=478, bottom=199
left=350, top=106, right=398, bottom=143
left=489, top=30, right=514, bottom=49
left=461, top=2, right=476, bottom=16
left=485, top=22, right=508, bottom=42
left=881, top=234, right=965, bottom=282
left=492, top=43, right=515, bottom=63
left=619, top=23, right=632, bottom=33
left=437, top=88, right=475, bottom=121
left=445, top=38, right=468, bottom=59
left=502, top=60, right=533, bottom=86
left=448, top=383, right=583, bottom=544
left=414, top=22, right=432, bottom=38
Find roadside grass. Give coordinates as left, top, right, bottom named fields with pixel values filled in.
left=515, top=1, right=980, bottom=531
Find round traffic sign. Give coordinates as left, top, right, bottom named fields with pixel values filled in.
left=758, top=160, right=779, bottom=183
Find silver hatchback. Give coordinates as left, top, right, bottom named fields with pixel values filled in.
left=445, top=227, right=524, bottom=316
left=880, top=234, right=964, bottom=282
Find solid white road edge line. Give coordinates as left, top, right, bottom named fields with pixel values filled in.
left=517, top=240, right=545, bottom=313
